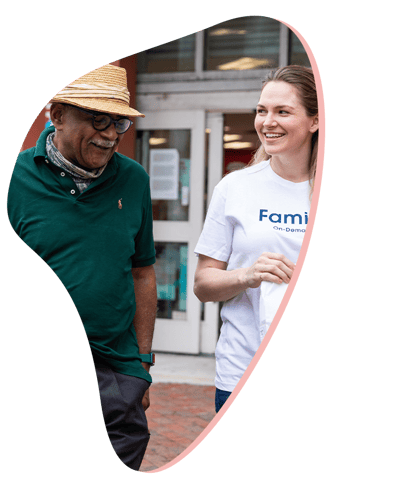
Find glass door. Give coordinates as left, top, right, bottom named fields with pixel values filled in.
left=135, top=111, right=205, bottom=354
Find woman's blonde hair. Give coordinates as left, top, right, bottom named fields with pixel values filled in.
left=249, top=65, right=319, bottom=197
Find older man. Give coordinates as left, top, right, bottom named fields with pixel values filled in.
left=8, top=64, right=157, bottom=470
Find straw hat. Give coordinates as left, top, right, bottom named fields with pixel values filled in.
left=51, top=64, right=144, bottom=118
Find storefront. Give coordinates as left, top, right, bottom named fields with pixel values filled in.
left=19, top=16, right=309, bottom=356
left=129, top=16, right=310, bottom=355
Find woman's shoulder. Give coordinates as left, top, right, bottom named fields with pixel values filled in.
left=212, top=160, right=270, bottom=201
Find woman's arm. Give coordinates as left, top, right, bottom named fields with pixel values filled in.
left=194, top=253, right=295, bottom=303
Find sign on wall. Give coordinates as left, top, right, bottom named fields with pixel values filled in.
left=150, top=149, right=179, bottom=200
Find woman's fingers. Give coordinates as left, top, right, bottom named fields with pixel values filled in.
left=242, top=252, right=296, bottom=289
left=259, top=252, right=295, bottom=271
left=247, top=252, right=295, bottom=286
left=259, top=264, right=290, bottom=283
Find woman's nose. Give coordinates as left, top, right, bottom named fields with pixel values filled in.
left=264, top=112, right=277, bottom=127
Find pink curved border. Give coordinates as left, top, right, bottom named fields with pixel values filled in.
left=146, top=19, right=325, bottom=474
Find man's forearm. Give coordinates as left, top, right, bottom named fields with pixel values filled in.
left=132, top=265, right=157, bottom=370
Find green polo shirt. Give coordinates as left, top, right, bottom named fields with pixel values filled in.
left=8, top=126, right=155, bottom=383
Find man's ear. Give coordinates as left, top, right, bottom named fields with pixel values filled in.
left=50, top=103, right=67, bottom=130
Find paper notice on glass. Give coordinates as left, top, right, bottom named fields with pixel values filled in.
left=150, top=149, right=179, bottom=200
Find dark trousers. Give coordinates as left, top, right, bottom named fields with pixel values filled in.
left=94, top=357, right=151, bottom=470
left=215, top=388, right=232, bottom=413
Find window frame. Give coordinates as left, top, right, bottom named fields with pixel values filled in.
left=136, top=23, right=291, bottom=90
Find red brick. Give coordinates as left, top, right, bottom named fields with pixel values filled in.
left=140, top=383, right=216, bottom=472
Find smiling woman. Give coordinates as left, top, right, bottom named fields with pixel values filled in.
left=194, top=65, right=319, bottom=413
left=251, top=65, right=319, bottom=189
left=254, top=80, right=318, bottom=182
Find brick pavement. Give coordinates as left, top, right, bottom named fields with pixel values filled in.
left=140, top=382, right=216, bottom=472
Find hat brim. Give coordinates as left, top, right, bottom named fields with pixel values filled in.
left=50, top=97, right=145, bottom=119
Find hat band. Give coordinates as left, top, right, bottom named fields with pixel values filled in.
left=55, top=83, right=130, bottom=104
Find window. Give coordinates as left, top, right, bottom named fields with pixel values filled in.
left=135, top=129, right=191, bottom=221
left=136, top=16, right=310, bottom=79
left=154, top=242, right=188, bottom=319
left=137, top=34, right=195, bottom=73
left=289, top=31, right=310, bottom=67
left=204, top=16, right=281, bottom=71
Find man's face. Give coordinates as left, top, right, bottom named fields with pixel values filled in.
left=51, top=104, right=124, bottom=169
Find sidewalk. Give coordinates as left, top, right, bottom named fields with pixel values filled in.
left=140, top=353, right=216, bottom=472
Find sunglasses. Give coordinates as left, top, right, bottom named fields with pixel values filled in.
left=69, top=105, right=133, bottom=134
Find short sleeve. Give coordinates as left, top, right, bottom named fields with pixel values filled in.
left=194, top=180, right=233, bottom=263
left=132, top=182, right=156, bottom=267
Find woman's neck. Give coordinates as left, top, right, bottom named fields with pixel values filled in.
left=269, top=150, right=311, bottom=183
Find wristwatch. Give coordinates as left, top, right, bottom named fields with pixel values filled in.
left=140, top=353, right=155, bottom=366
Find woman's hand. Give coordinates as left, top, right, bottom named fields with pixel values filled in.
left=194, top=253, right=294, bottom=303
left=241, top=252, right=295, bottom=289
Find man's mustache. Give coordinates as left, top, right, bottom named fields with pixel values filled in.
left=90, top=140, right=116, bottom=148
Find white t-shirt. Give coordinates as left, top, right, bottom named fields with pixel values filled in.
left=195, top=160, right=310, bottom=391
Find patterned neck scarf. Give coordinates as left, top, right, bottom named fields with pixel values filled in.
left=46, top=132, right=107, bottom=193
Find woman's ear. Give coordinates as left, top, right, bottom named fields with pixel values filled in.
left=311, top=115, right=319, bottom=133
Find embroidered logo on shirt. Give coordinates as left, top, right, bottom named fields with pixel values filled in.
left=118, top=199, right=122, bottom=209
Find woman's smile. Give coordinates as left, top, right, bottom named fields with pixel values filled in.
left=255, top=81, right=318, bottom=163
left=264, top=132, right=285, bottom=140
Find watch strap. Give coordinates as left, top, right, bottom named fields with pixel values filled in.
left=140, top=353, right=155, bottom=366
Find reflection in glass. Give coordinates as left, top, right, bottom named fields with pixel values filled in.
left=137, top=34, right=195, bottom=73
left=204, top=17, right=280, bottom=71
left=289, top=31, right=310, bottom=67
left=155, top=242, right=188, bottom=319
left=135, top=129, right=191, bottom=221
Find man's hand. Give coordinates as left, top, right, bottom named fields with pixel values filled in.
left=142, top=387, right=150, bottom=411
left=141, top=361, right=152, bottom=411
